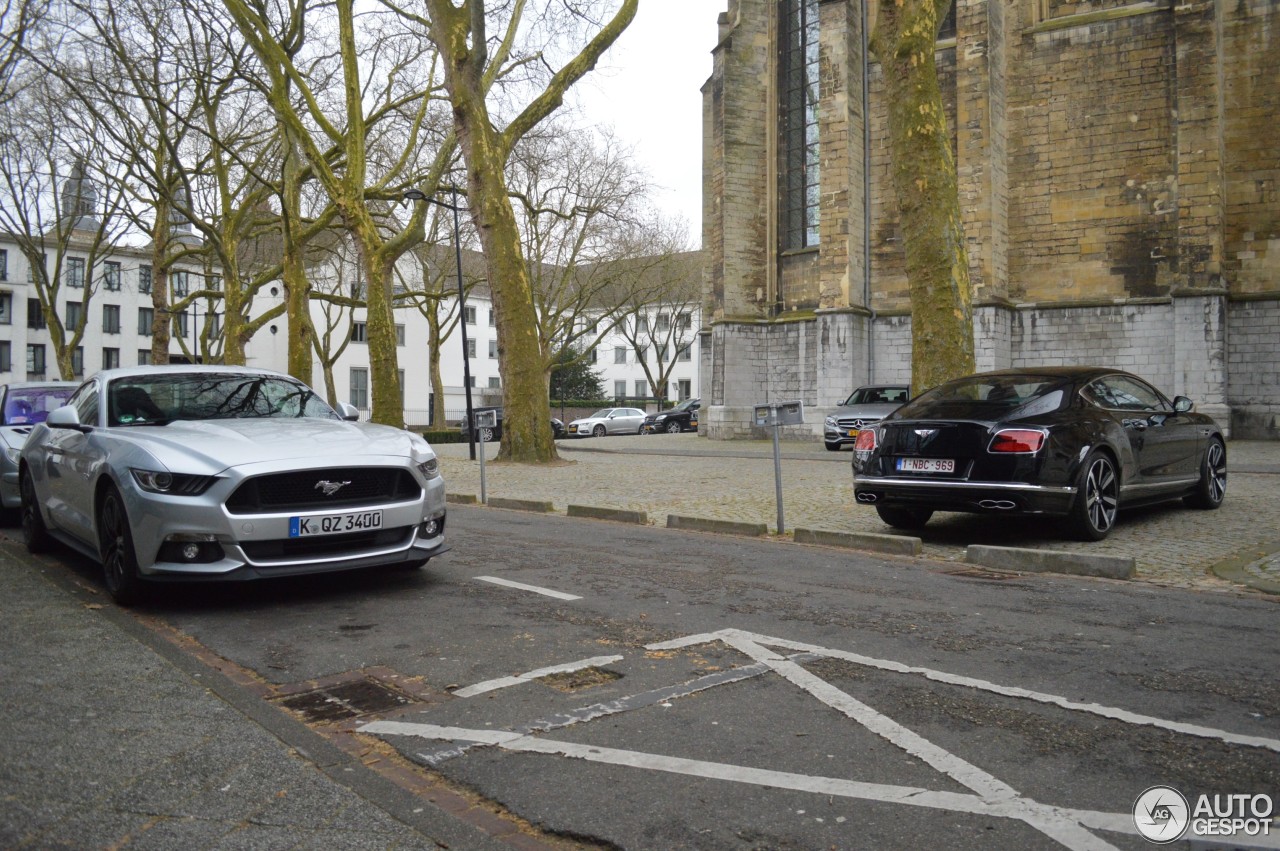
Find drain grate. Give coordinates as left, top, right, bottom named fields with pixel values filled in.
left=277, top=678, right=418, bottom=723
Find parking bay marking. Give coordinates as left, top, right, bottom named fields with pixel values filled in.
left=452, top=655, right=625, bottom=698
left=473, top=575, right=581, bottom=601
left=364, top=628, right=1280, bottom=851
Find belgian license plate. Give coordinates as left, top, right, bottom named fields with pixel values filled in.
left=289, top=510, right=383, bottom=537
left=897, top=457, right=955, bottom=474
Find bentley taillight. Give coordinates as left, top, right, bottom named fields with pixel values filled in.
left=989, top=429, right=1046, bottom=454
left=854, top=429, right=877, bottom=451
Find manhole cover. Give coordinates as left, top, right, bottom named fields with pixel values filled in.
left=277, top=678, right=418, bottom=723
left=538, top=666, right=621, bottom=693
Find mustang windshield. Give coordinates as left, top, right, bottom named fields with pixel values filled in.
left=109, top=374, right=339, bottom=426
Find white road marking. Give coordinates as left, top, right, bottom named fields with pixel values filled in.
left=651, top=629, right=1280, bottom=754
left=453, top=655, right=624, bottom=698
left=361, top=720, right=1144, bottom=846
left=473, top=576, right=581, bottom=600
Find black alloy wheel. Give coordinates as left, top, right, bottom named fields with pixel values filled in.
left=875, top=505, right=934, bottom=529
left=1068, top=451, right=1118, bottom=541
left=20, top=468, right=52, bottom=553
left=1184, top=437, right=1227, bottom=509
left=664, top=421, right=682, bottom=434
left=99, top=484, right=145, bottom=605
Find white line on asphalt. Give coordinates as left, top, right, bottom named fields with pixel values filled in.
left=360, top=720, right=1152, bottom=847
left=473, top=576, right=581, bottom=600
left=650, top=629, right=1280, bottom=754
left=452, top=655, right=625, bottom=698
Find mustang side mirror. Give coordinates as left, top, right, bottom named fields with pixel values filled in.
left=337, top=402, right=361, bottom=421
left=46, top=406, right=88, bottom=431
left=1173, top=396, right=1194, bottom=413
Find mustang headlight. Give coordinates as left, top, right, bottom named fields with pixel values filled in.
left=130, top=468, right=217, bottom=495
left=417, top=457, right=440, bottom=479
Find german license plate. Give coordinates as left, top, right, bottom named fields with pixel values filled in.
left=896, top=457, right=955, bottom=474
left=289, top=510, right=383, bottom=537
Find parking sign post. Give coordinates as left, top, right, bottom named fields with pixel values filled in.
left=473, top=409, right=497, bottom=504
left=753, top=401, right=804, bottom=534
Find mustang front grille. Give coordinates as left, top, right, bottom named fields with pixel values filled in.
left=241, top=526, right=413, bottom=561
left=225, top=467, right=421, bottom=514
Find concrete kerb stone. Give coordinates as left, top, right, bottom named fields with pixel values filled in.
left=966, top=544, right=1135, bottom=580
left=667, top=514, right=768, bottom=537
left=793, top=527, right=923, bottom=556
left=486, top=497, right=555, bottom=513
left=446, top=493, right=478, bottom=505
left=567, top=505, right=649, bottom=525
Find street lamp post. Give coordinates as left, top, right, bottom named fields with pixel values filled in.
left=405, top=186, right=477, bottom=461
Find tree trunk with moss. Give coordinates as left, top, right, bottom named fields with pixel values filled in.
left=871, top=0, right=974, bottom=394
left=422, top=0, right=637, bottom=462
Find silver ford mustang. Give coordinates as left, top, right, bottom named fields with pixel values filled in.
left=19, top=365, right=448, bottom=604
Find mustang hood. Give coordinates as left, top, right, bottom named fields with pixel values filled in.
left=117, top=418, right=430, bottom=475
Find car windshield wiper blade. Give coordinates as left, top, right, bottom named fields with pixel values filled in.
left=116, top=418, right=173, bottom=427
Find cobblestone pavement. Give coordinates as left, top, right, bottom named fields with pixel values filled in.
left=434, top=434, right=1280, bottom=596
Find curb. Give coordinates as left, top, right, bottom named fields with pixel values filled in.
left=446, top=493, right=478, bottom=505
left=667, top=515, right=768, bottom=537
left=793, top=527, right=922, bottom=556
left=487, top=497, right=555, bottom=513
left=1210, top=541, right=1280, bottom=595
left=567, top=505, right=649, bottom=525
left=966, top=544, right=1135, bottom=580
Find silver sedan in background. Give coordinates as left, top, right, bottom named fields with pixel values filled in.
left=0, top=381, right=78, bottom=511
left=566, top=407, right=647, bottom=437
left=20, top=366, right=447, bottom=604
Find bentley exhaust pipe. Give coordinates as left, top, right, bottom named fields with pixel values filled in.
left=979, top=499, right=1017, bottom=510
left=856, top=492, right=878, bottom=503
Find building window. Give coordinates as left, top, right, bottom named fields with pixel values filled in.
left=779, top=0, right=820, bottom=249
left=27, top=253, right=46, bottom=283
left=173, top=310, right=189, bottom=338
left=138, top=307, right=153, bottom=336
left=0, top=341, right=9, bottom=372
left=102, top=347, right=120, bottom=370
left=26, top=344, right=45, bottom=376
left=488, top=309, right=495, bottom=326
left=351, top=321, right=367, bottom=343
left=656, top=313, right=671, bottom=332
left=636, top=344, right=647, bottom=362
left=65, top=301, right=83, bottom=331
left=27, top=298, right=46, bottom=330
left=614, top=380, right=627, bottom=398
left=678, top=379, right=691, bottom=399
left=171, top=270, right=189, bottom=297
left=678, top=344, right=693, bottom=362
left=0, top=293, right=10, bottom=325
left=636, top=315, right=648, bottom=334
left=466, top=338, right=476, bottom=358
left=209, top=273, right=222, bottom=291
left=465, top=305, right=476, bottom=325
left=103, top=261, right=121, bottom=291
left=399, top=369, right=406, bottom=408
left=71, top=347, right=84, bottom=377
left=488, top=376, right=501, bottom=389
left=349, top=367, right=368, bottom=409
left=614, top=346, right=627, bottom=364
left=655, top=344, right=666, bottom=364
left=138, top=265, right=152, bottom=294
left=137, top=349, right=151, bottom=365
left=66, top=257, right=86, bottom=288
left=488, top=340, right=497, bottom=358
left=102, top=304, right=120, bottom=334
left=588, top=347, right=598, bottom=364
left=0, top=249, right=7, bottom=280
left=396, top=324, right=406, bottom=346
left=677, top=312, right=691, bottom=330
left=634, top=380, right=648, bottom=398
left=468, top=375, right=477, bottom=388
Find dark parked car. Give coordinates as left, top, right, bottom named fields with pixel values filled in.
left=823, top=385, right=910, bottom=451
left=460, top=407, right=566, bottom=442
left=852, top=367, right=1226, bottom=541
left=642, top=398, right=701, bottom=434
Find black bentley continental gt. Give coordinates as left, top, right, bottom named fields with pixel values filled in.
left=851, top=367, right=1227, bottom=540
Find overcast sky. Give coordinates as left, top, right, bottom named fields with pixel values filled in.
left=566, top=1, right=724, bottom=243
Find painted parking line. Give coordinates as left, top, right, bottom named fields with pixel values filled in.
left=453, top=655, right=624, bottom=698
left=651, top=629, right=1280, bottom=755
left=473, top=575, right=581, bottom=601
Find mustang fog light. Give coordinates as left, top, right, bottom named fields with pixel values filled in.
left=419, top=515, right=445, bottom=539
left=159, top=534, right=225, bottom=564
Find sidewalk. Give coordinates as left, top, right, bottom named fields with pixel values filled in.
left=0, top=540, right=511, bottom=851
left=435, top=434, right=1280, bottom=595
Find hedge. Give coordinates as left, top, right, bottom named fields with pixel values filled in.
left=419, top=429, right=467, bottom=444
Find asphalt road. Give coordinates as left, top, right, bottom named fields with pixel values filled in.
left=119, top=506, right=1279, bottom=850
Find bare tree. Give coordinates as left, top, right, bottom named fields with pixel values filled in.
left=871, top=0, right=974, bottom=392
left=411, top=0, right=638, bottom=462
left=608, top=250, right=701, bottom=404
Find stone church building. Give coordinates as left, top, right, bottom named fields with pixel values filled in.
left=699, top=0, right=1279, bottom=439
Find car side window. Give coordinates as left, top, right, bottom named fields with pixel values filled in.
left=1085, top=376, right=1167, bottom=412
left=69, top=380, right=99, bottom=426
